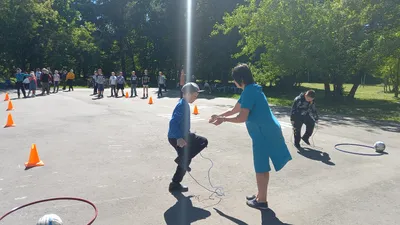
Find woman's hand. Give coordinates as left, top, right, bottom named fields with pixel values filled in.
left=212, top=117, right=225, bottom=126
left=208, top=115, right=219, bottom=123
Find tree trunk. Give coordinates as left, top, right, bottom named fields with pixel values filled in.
left=324, top=82, right=331, bottom=98
left=348, top=70, right=362, bottom=99
left=347, top=84, right=359, bottom=99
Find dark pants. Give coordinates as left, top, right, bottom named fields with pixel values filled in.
left=168, top=133, right=208, bottom=183
left=16, top=81, right=26, bottom=97
left=131, top=84, right=137, bottom=97
left=158, top=84, right=165, bottom=97
left=179, top=85, right=183, bottom=98
left=110, top=85, right=117, bottom=97
left=53, top=81, right=59, bottom=93
left=67, top=80, right=74, bottom=91
left=164, top=84, right=167, bottom=92
left=93, top=82, right=98, bottom=94
left=41, top=82, right=50, bottom=95
left=293, top=115, right=315, bottom=145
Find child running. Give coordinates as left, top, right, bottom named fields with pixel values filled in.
left=167, top=82, right=207, bottom=192
left=209, top=64, right=292, bottom=210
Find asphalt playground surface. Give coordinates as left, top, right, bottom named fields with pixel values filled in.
left=0, top=88, right=399, bottom=225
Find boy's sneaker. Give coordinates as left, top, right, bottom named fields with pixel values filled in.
left=169, top=182, right=188, bottom=192
left=174, top=158, right=191, bottom=172
left=302, top=137, right=311, bottom=145
left=246, top=199, right=268, bottom=210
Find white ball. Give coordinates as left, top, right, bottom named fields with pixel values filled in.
left=37, top=214, right=63, bottom=225
left=374, top=141, right=386, bottom=153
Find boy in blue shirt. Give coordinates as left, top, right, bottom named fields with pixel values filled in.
left=168, top=82, right=207, bottom=192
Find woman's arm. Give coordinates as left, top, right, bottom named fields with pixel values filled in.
left=218, top=102, right=241, bottom=117
left=222, top=108, right=249, bottom=123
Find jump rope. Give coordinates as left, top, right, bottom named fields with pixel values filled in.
left=186, top=119, right=321, bottom=201
left=187, top=152, right=225, bottom=199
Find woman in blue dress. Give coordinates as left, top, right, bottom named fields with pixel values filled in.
left=209, top=64, right=292, bottom=210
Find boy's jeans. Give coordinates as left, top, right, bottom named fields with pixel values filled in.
left=168, top=133, right=208, bottom=183
left=131, top=84, right=137, bottom=97
left=110, top=85, right=117, bottom=97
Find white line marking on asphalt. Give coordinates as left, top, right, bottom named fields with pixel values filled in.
left=15, top=196, right=27, bottom=200
left=16, top=185, right=28, bottom=188
left=0, top=178, right=3, bottom=181
left=22, top=175, right=33, bottom=178
left=0, top=188, right=2, bottom=191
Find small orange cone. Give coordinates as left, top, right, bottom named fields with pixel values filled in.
left=4, top=113, right=15, bottom=128
left=125, top=91, right=129, bottom=98
left=6, top=100, right=14, bottom=111
left=25, top=144, right=44, bottom=169
left=4, top=93, right=9, bottom=101
left=148, top=96, right=153, bottom=105
left=193, top=105, right=199, bottom=115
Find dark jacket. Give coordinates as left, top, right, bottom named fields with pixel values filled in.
left=40, top=73, right=50, bottom=82
left=290, top=93, right=319, bottom=122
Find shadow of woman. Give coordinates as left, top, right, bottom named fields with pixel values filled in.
left=297, top=147, right=335, bottom=166
left=164, top=192, right=211, bottom=225
left=214, top=208, right=292, bottom=225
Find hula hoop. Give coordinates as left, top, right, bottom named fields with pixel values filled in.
left=334, top=143, right=385, bottom=156
left=0, top=197, right=98, bottom=225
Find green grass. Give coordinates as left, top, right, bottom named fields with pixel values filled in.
left=216, top=83, right=400, bottom=122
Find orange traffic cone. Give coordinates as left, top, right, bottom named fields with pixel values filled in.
left=193, top=105, right=199, bottom=115
left=25, top=144, right=44, bottom=169
left=6, top=100, right=14, bottom=111
left=4, top=93, right=9, bottom=101
left=148, top=96, right=153, bottom=105
left=125, top=91, right=129, bottom=98
left=4, top=113, right=15, bottom=128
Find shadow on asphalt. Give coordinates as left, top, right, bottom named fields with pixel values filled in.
left=164, top=192, right=211, bottom=225
left=214, top=208, right=292, bottom=225
left=297, top=147, right=335, bottom=166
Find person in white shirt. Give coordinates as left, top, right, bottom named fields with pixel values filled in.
left=109, top=72, right=117, bottom=97
left=157, top=71, right=166, bottom=98
left=53, top=70, right=61, bottom=93
left=96, top=69, right=105, bottom=98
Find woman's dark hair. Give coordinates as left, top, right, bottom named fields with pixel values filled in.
left=232, top=64, right=255, bottom=85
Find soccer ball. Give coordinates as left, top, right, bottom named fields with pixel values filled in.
left=374, top=141, right=386, bottom=153
left=37, top=214, right=63, bottom=225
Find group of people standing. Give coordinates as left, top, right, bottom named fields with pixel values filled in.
left=91, top=68, right=167, bottom=99
left=14, top=68, right=76, bottom=98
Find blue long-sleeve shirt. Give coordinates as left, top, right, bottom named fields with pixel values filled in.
left=16, top=73, right=28, bottom=82
left=168, top=98, right=191, bottom=139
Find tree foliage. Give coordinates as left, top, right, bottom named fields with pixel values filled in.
left=0, top=0, right=398, bottom=98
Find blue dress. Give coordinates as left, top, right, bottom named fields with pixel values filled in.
left=238, top=84, right=292, bottom=173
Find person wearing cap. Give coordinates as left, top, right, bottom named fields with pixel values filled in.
left=167, top=82, right=208, bottom=192
left=209, top=64, right=292, bottom=210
